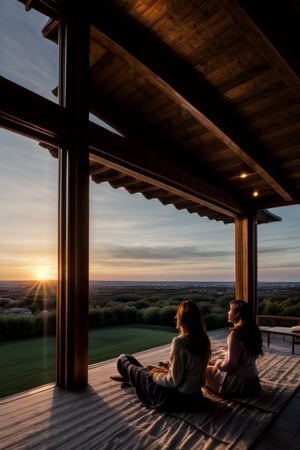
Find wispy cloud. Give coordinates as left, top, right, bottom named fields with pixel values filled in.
left=91, top=243, right=234, bottom=261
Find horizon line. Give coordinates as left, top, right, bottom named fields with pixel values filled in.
left=1, top=279, right=300, bottom=284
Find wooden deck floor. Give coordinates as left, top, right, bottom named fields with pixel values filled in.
left=212, top=328, right=300, bottom=450
left=251, top=330, right=300, bottom=450
left=1, top=328, right=299, bottom=450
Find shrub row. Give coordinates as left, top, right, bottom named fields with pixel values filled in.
left=258, top=297, right=300, bottom=316
left=3, top=294, right=299, bottom=341
left=0, top=303, right=227, bottom=341
left=0, top=311, right=56, bottom=341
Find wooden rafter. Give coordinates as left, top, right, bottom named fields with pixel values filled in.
left=90, top=12, right=294, bottom=202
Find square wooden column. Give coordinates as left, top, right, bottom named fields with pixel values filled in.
left=235, top=212, right=258, bottom=316
left=56, top=6, right=90, bottom=389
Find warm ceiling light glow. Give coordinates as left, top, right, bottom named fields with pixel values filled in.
left=240, top=172, right=248, bottom=179
left=252, top=190, right=259, bottom=197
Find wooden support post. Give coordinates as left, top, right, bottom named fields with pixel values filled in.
left=235, top=212, right=258, bottom=317
left=56, top=5, right=90, bottom=389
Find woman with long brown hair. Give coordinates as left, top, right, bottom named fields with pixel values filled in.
left=206, top=299, right=263, bottom=396
left=115, top=300, right=211, bottom=411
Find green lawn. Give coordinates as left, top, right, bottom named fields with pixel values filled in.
left=0, top=324, right=176, bottom=398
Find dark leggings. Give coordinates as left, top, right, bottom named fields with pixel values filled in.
left=116, top=354, right=207, bottom=411
left=117, top=354, right=145, bottom=386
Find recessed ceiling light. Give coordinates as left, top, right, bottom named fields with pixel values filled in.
left=252, top=190, right=259, bottom=197
left=240, top=172, right=248, bottom=179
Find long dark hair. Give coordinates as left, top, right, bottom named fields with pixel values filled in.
left=229, top=299, right=263, bottom=357
left=175, top=300, right=211, bottom=361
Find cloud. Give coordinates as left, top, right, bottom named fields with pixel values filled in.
left=91, top=243, right=234, bottom=261
left=258, top=246, right=297, bottom=254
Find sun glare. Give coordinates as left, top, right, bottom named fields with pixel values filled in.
left=35, top=268, right=49, bottom=281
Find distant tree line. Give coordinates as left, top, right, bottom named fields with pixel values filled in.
left=258, top=295, right=300, bottom=317
left=1, top=287, right=299, bottom=341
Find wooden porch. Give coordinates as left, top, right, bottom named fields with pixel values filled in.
left=1, top=328, right=299, bottom=450
left=1, top=0, right=299, bottom=394
left=1, top=1, right=300, bottom=436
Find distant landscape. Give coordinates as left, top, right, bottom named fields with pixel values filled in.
left=0, top=280, right=299, bottom=397
left=0, top=281, right=299, bottom=341
left=1, top=280, right=300, bottom=316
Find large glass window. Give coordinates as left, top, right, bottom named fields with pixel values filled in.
left=257, top=205, right=300, bottom=316
left=88, top=181, right=236, bottom=364
left=0, top=0, right=57, bottom=101
left=0, top=130, right=58, bottom=397
left=0, top=1, right=59, bottom=397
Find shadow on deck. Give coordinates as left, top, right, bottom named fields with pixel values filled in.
left=1, top=329, right=299, bottom=450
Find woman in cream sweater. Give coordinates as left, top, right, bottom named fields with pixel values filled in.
left=116, top=300, right=211, bottom=411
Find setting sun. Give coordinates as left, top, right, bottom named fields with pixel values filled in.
left=34, top=268, right=50, bottom=281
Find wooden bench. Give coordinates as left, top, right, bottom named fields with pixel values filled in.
left=260, top=326, right=300, bottom=354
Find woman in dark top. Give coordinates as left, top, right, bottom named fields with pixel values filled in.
left=206, top=299, right=263, bottom=396
left=115, top=300, right=211, bottom=411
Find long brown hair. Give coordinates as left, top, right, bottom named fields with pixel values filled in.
left=229, top=299, right=263, bottom=357
left=175, top=300, right=211, bottom=361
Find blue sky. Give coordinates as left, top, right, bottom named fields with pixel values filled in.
left=1, top=1, right=299, bottom=282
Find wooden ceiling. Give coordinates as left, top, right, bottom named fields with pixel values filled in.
left=14, top=0, right=300, bottom=223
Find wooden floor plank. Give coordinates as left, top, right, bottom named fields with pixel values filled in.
left=1, top=329, right=299, bottom=450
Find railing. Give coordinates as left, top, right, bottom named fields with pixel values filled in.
left=256, top=315, right=300, bottom=327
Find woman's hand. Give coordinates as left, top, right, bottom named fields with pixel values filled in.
left=214, top=358, right=223, bottom=369
left=148, top=366, right=168, bottom=376
left=207, top=358, right=223, bottom=369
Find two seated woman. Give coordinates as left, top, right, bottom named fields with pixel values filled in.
left=116, top=298, right=263, bottom=411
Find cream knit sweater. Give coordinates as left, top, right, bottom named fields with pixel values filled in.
left=152, top=335, right=208, bottom=395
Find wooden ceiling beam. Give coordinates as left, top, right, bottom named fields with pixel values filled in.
left=89, top=123, right=243, bottom=217
left=217, top=0, right=300, bottom=99
left=90, top=150, right=239, bottom=218
left=90, top=11, right=294, bottom=203
left=0, top=76, right=65, bottom=146
left=124, top=182, right=153, bottom=194
left=17, top=0, right=62, bottom=20
left=0, top=76, right=241, bottom=218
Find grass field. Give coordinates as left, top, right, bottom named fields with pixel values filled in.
left=0, top=324, right=176, bottom=398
